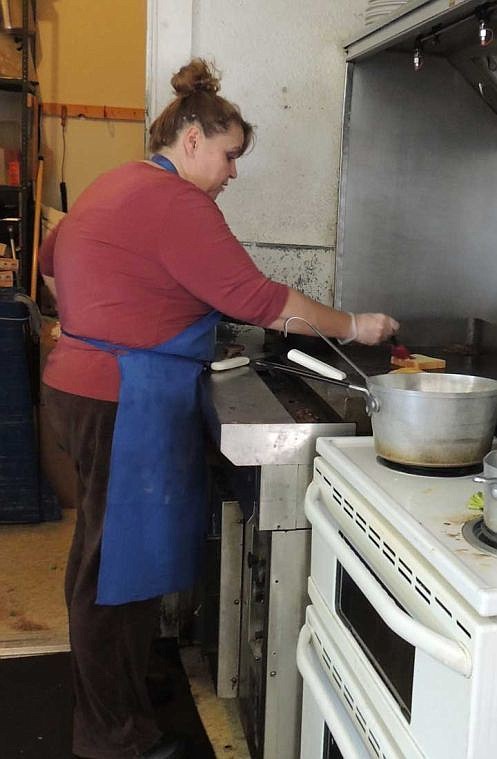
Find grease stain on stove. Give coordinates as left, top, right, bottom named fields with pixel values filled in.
left=441, top=513, right=479, bottom=542
left=444, top=509, right=479, bottom=526
left=466, top=551, right=495, bottom=564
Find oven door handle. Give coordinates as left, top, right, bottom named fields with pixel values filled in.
left=306, top=484, right=472, bottom=678
left=297, top=624, right=371, bottom=758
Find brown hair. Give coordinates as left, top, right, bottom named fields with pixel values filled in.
left=149, top=58, right=254, bottom=154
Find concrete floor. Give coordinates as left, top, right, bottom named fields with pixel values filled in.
left=0, top=510, right=251, bottom=757
left=0, top=510, right=73, bottom=657
left=181, top=647, right=251, bottom=759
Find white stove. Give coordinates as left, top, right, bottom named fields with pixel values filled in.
left=297, top=435, right=497, bottom=759
left=315, top=436, right=497, bottom=616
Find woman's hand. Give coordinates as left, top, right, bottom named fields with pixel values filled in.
left=353, top=313, right=399, bottom=345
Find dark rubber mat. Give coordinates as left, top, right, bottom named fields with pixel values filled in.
left=0, top=639, right=215, bottom=759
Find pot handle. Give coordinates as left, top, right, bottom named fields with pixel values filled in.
left=254, top=359, right=380, bottom=413
left=282, top=316, right=380, bottom=414
left=473, top=476, right=497, bottom=500
left=305, top=482, right=473, bottom=678
left=287, top=349, right=347, bottom=380
left=283, top=315, right=369, bottom=383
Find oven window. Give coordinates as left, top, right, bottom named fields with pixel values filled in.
left=336, top=556, right=415, bottom=722
left=323, top=724, right=344, bottom=758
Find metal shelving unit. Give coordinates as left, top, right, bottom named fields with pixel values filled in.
left=0, top=0, right=38, bottom=292
left=0, top=2, right=56, bottom=526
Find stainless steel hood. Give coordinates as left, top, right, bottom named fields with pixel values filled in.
left=346, top=0, right=497, bottom=114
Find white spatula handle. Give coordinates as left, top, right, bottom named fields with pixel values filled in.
left=210, top=356, right=250, bottom=371
left=287, top=349, right=346, bottom=380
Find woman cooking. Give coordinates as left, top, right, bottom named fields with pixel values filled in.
left=40, top=58, right=399, bottom=759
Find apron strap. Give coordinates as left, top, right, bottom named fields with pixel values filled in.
left=150, top=154, right=178, bottom=174
left=60, top=328, right=212, bottom=367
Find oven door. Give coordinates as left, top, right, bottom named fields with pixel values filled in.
left=298, top=606, right=406, bottom=758
left=304, top=457, right=483, bottom=759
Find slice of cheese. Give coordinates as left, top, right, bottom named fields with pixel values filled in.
left=390, top=367, right=422, bottom=374
left=390, top=353, right=446, bottom=371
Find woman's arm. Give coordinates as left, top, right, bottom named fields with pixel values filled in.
left=268, top=288, right=398, bottom=345
left=162, top=188, right=398, bottom=345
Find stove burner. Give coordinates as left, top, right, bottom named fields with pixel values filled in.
left=462, top=517, right=497, bottom=556
left=376, top=456, right=483, bottom=478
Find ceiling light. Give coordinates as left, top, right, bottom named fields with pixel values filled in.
left=479, top=16, right=494, bottom=46
left=413, top=45, right=424, bottom=71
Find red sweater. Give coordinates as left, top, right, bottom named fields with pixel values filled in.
left=40, top=161, right=288, bottom=401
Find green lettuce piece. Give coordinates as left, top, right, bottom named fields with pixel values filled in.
left=467, top=491, right=485, bottom=510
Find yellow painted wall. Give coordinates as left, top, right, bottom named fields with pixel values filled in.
left=36, top=0, right=147, bottom=209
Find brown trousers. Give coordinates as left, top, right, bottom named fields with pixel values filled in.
left=43, top=386, right=162, bottom=759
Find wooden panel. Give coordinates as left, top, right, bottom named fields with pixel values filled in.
left=41, top=102, right=145, bottom=122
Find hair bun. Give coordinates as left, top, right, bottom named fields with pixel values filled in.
left=171, top=58, right=221, bottom=97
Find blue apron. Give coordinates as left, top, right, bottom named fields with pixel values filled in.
left=66, top=310, right=221, bottom=605
left=66, top=154, right=222, bottom=604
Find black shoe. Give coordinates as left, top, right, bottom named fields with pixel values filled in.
left=140, top=735, right=187, bottom=759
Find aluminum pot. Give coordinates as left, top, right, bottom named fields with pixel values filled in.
left=474, top=450, right=497, bottom=533
left=261, top=352, right=497, bottom=468
left=272, top=318, right=497, bottom=470
left=366, top=373, right=497, bottom=467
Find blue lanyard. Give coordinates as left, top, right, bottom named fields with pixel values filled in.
left=150, top=154, right=178, bottom=174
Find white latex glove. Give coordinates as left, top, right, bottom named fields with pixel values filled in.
left=341, top=313, right=399, bottom=346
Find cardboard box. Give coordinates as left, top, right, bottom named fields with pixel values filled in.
left=0, top=270, right=14, bottom=287
left=0, top=258, right=18, bottom=271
